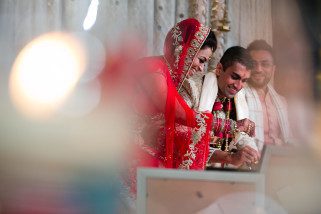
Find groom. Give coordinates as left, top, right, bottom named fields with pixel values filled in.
left=182, top=46, right=260, bottom=168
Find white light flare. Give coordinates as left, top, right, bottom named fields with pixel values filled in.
left=83, top=0, right=99, bottom=31
left=9, top=32, right=87, bottom=119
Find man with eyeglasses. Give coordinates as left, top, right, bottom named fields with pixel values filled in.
left=244, top=40, right=292, bottom=152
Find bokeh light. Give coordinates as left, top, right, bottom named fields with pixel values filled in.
left=9, top=32, right=87, bottom=119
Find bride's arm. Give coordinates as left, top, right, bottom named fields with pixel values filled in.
left=139, top=71, right=190, bottom=122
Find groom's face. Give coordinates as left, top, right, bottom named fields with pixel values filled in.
left=216, top=62, right=251, bottom=98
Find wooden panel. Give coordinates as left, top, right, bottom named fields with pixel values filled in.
left=226, top=0, right=273, bottom=47
left=128, top=0, right=154, bottom=55
left=225, top=0, right=241, bottom=47
left=154, top=0, right=176, bottom=55
left=96, top=0, right=128, bottom=45
left=46, top=0, right=63, bottom=30
left=146, top=178, right=255, bottom=214
left=254, top=0, right=272, bottom=45
left=265, top=146, right=321, bottom=213
left=62, top=0, right=91, bottom=31
left=176, top=0, right=189, bottom=23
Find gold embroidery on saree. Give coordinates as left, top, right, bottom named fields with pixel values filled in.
left=179, top=112, right=209, bottom=169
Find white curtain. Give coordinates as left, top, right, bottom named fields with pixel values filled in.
left=0, top=0, right=274, bottom=108
left=0, top=0, right=273, bottom=55
left=226, top=0, right=273, bottom=48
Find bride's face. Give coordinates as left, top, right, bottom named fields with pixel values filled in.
left=189, top=46, right=213, bottom=77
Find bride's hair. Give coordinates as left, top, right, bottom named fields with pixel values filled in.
left=201, top=30, right=217, bottom=52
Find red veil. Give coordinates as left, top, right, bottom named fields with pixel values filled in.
left=162, top=18, right=213, bottom=169
left=134, top=18, right=213, bottom=169
left=127, top=18, right=213, bottom=195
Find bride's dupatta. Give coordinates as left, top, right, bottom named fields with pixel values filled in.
left=162, top=18, right=213, bottom=169
left=127, top=19, right=213, bottom=197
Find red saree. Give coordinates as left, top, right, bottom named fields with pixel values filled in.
left=162, top=18, right=213, bottom=169
left=135, top=19, right=212, bottom=169
left=128, top=18, right=213, bottom=194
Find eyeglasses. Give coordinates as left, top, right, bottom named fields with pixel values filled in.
left=252, top=60, right=274, bottom=69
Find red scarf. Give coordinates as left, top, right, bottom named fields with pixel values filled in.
left=130, top=19, right=212, bottom=169
left=128, top=19, right=213, bottom=195
left=162, top=19, right=213, bottom=169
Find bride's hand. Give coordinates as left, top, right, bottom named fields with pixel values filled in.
left=236, top=118, right=255, bottom=137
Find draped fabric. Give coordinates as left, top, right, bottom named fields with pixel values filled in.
left=127, top=19, right=214, bottom=195
left=244, top=84, right=292, bottom=150
left=198, top=72, right=250, bottom=121
left=161, top=18, right=213, bottom=169
left=136, top=18, right=214, bottom=169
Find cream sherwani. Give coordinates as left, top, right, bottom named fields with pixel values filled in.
left=180, top=71, right=259, bottom=158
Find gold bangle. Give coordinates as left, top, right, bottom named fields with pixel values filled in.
left=247, top=123, right=252, bottom=134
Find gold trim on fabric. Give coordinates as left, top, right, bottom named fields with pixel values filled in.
left=179, top=112, right=209, bottom=169
left=171, top=25, right=183, bottom=69
left=177, top=24, right=210, bottom=91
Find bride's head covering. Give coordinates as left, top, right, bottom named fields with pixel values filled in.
left=163, top=18, right=211, bottom=90
left=133, top=19, right=216, bottom=170
left=161, top=19, right=215, bottom=169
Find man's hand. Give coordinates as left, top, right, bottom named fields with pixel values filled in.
left=228, top=145, right=260, bottom=167
left=209, top=146, right=260, bottom=168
